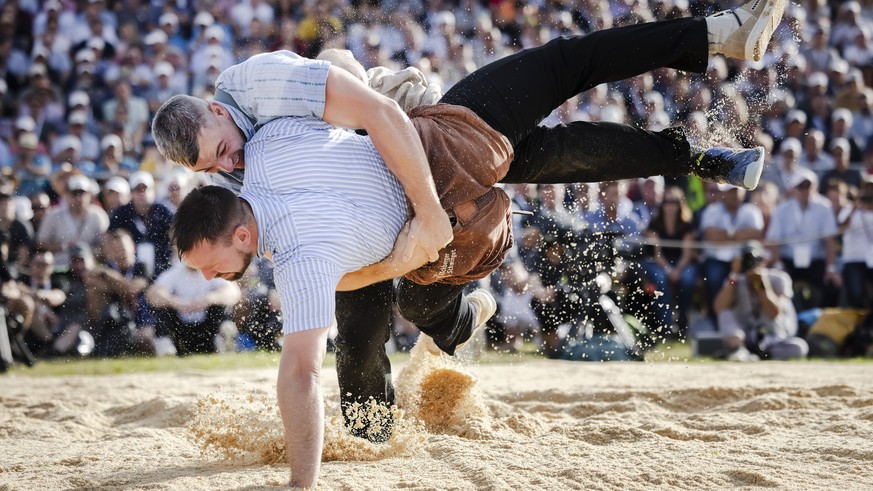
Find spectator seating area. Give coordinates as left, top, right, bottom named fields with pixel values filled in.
left=1, top=0, right=872, bottom=369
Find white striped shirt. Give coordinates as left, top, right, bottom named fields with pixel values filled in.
left=240, top=117, right=408, bottom=334
left=215, top=50, right=330, bottom=126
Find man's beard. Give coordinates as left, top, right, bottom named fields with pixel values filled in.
left=224, top=250, right=254, bottom=282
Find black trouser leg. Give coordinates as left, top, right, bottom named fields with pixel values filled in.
left=395, top=280, right=473, bottom=356
left=440, top=17, right=709, bottom=183
left=335, top=280, right=395, bottom=441
left=505, top=123, right=690, bottom=183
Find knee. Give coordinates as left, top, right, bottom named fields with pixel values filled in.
left=395, top=288, right=430, bottom=325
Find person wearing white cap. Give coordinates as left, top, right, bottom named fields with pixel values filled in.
left=102, top=80, right=149, bottom=155
left=820, top=139, right=864, bottom=194
left=51, top=134, right=82, bottom=163
left=829, top=107, right=865, bottom=163
left=698, top=182, right=764, bottom=320
left=95, top=133, right=136, bottom=179
left=62, top=110, right=100, bottom=162
left=50, top=133, right=98, bottom=179
left=231, top=0, right=275, bottom=38
left=156, top=172, right=190, bottom=214
left=14, top=115, right=37, bottom=135
left=765, top=167, right=841, bottom=311
left=782, top=108, right=807, bottom=139
left=107, top=171, right=173, bottom=280
left=146, top=61, right=177, bottom=114
left=831, top=1, right=873, bottom=52
left=33, top=0, right=76, bottom=39
left=800, top=128, right=834, bottom=174
left=35, top=173, right=109, bottom=270
left=801, top=22, right=839, bottom=73
left=143, top=29, right=169, bottom=63
left=761, top=137, right=804, bottom=193
left=190, top=25, right=234, bottom=75
left=11, top=132, right=52, bottom=197
left=98, top=176, right=129, bottom=216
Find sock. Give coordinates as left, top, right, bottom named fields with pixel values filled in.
left=706, top=8, right=753, bottom=53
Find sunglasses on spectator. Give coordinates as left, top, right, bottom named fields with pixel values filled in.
left=662, top=199, right=680, bottom=205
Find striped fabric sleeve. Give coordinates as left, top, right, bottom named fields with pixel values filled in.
left=216, top=50, right=331, bottom=125
left=272, top=255, right=343, bottom=335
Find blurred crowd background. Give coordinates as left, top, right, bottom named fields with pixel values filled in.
left=1, top=0, right=873, bottom=369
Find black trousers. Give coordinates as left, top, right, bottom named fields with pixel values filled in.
left=335, top=17, right=710, bottom=434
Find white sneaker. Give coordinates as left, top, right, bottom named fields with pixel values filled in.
left=707, top=0, right=787, bottom=61
left=417, top=289, right=497, bottom=356
left=726, top=345, right=760, bottom=362
left=456, top=289, right=497, bottom=352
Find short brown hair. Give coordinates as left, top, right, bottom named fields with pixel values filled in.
left=171, top=186, right=245, bottom=257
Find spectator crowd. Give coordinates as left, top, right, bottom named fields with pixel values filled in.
left=2, top=0, right=873, bottom=370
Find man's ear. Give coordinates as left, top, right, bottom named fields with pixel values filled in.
left=207, top=101, right=229, bottom=118
left=234, top=224, right=251, bottom=246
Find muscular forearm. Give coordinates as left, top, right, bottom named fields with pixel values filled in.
left=337, top=262, right=397, bottom=291
left=337, top=226, right=430, bottom=291
left=366, top=102, right=441, bottom=212
left=277, top=363, right=324, bottom=487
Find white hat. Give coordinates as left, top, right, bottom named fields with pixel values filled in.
left=204, top=25, right=225, bottom=42
left=28, top=63, right=48, bottom=77
left=788, top=168, right=818, bottom=189
left=830, top=137, right=850, bottom=153
left=104, top=176, right=130, bottom=195
left=15, top=115, right=36, bottom=132
left=832, top=107, right=853, bottom=123
left=67, top=174, right=91, bottom=192
left=194, top=11, right=214, bottom=27
left=69, top=90, right=90, bottom=107
left=154, top=61, right=174, bottom=78
left=129, top=171, right=155, bottom=190
left=717, top=183, right=740, bottom=192
left=44, top=0, right=62, bottom=11
left=77, top=63, right=96, bottom=75
left=808, top=71, right=828, bottom=88
left=100, top=134, right=123, bottom=150
left=87, top=37, right=106, bottom=50
left=204, top=44, right=225, bottom=59
left=57, top=134, right=81, bottom=152
left=781, top=137, right=802, bottom=155
left=788, top=56, right=807, bottom=71
left=144, top=29, right=168, bottom=45
left=18, top=132, right=38, bottom=149
left=784, top=109, right=807, bottom=125
left=828, top=58, right=849, bottom=74
left=75, top=49, right=96, bottom=64
left=68, top=110, right=88, bottom=125
left=31, top=45, right=51, bottom=60
left=159, top=12, right=179, bottom=27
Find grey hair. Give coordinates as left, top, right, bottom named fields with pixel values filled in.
left=151, top=94, right=209, bottom=168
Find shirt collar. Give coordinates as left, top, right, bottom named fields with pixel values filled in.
left=216, top=101, right=256, bottom=141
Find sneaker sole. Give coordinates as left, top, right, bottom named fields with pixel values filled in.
left=744, top=0, right=787, bottom=61
left=743, top=146, right=765, bottom=190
